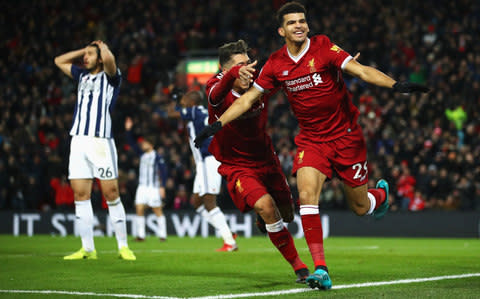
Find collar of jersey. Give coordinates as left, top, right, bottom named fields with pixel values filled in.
left=287, top=37, right=310, bottom=63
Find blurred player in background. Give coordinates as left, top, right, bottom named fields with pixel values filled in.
left=125, top=117, right=168, bottom=241
left=205, top=39, right=310, bottom=283
left=195, top=1, right=429, bottom=289
left=167, top=91, right=238, bottom=252
left=54, top=40, right=136, bottom=260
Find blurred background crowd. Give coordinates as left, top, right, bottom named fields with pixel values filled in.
left=1, top=0, right=479, bottom=213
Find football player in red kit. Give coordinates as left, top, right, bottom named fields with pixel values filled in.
left=195, top=1, right=429, bottom=290
left=206, top=39, right=310, bottom=284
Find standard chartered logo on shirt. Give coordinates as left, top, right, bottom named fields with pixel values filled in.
left=285, top=73, right=323, bottom=92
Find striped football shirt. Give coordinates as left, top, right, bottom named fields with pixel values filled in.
left=70, top=65, right=121, bottom=138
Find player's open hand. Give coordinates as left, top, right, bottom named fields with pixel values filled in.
left=194, top=121, right=223, bottom=148
left=393, top=81, right=430, bottom=93
left=239, top=60, right=257, bottom=83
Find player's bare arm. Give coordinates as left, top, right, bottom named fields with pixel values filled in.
left=344, top=55, right=429, bottom=93
left=54, top=48, right=86, bottom=78
left=92, top=40, right=117, bottom=77
left=194, top=86, right=263, bottom=148
left=218, top=86, right=263, bottom=126
left=343, top=58, right=396, bottom=88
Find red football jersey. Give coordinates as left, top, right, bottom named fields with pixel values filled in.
left=254, top=35, right=360, bottom=142
left=206, top=71, right=277, bottom=167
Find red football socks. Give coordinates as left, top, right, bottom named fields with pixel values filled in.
left=369, top=188, right=386, bottom=209
left=301, top=214, right=327, bottom=268
left=268, top=227, right=306, bottom=271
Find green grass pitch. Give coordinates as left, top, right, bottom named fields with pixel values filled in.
left=0, top=235, right=479, bottom=298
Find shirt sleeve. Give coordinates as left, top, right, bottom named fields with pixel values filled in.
left=70, top=65, right=83, bottom=82
left=253, top=58, right=278, bottom=92
left=106, top=68, right=122, bottom=87
left=320, top=35, right=352, bottom=70
left=207, top=66, right=241, bottom=107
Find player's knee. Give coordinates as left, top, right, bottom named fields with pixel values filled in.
left=254, top=197, right=280, bottom=223
left=103, top=188, right=119, bottom=202
left=73, top=190, right=91, bottom=201
left=136, top=206, right=145, bottom=216
left=202, top=196, right=217, bottom=210
left=298, top=190, right=317, bottom=205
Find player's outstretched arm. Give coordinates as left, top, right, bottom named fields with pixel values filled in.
left=54, top=48, right=86, bottom=78
left=218, top=86, right=263, bottom=125
left=92, top=40, right=116, bottom=77
left=194, top=86, right=263, bottom=148
left=344, top=56, right=429, bottom=93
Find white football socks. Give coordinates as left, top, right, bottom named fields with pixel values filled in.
left=196, top=205, right=210, bottom=222
left=75, top=199, right=95, bottom=252
left=136, top=215, right=146, bottom=239
left=107, top=197, right=128, bottom=249
left=265, top=219, right=285, bottom=233
left=208, top=207, right=236, bottom=245
left=196, top=205, right=236, bottom=245
left=157, top=215, right=167, bottom=239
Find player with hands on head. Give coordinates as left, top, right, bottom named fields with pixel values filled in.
left=195, top=1, right=429, bottom=290
left=166, top=91, right=238, bottom=252
left=205, top=39, right=311, bottom=283
left=125, top=117, right=168, bottom=242
left=54, top=40, right=136, bottom=260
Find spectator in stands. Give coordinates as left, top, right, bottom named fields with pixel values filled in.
left=50, top=175, right=74, bottom=210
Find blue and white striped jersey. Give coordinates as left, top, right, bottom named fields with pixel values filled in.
left=70, top=65, right=122, bottom=138
left=126, top=132, right=168, bottom=188
left=177, top=105, right=212, bottom=163
left=138, top=151, right=168, bottom=188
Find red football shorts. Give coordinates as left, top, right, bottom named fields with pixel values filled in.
left=292, top=125, right=368, bottom=187
left=218, top=160, right=293, bottom=213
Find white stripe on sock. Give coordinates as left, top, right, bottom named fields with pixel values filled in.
left=265, top=220, right=285, bottom=233
left=299, top=205, right=319, bottom=215
left=366, top=192, right=376, bottom=215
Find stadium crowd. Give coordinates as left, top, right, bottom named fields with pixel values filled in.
left=1, top=0, right=479, bottom=213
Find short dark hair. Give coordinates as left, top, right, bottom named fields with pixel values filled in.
left=276, top=1, right=306, bottom=26
left=185, top=90, right=203, bottom=105
left=143, top=135, right=156, bottom=146
left=218, top=40, right=249, bottom=67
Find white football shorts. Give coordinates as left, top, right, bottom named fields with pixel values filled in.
left=193, top=155, right=221, bottom=196
left=68, top=135, right=119, bottom=180
left=135, top=185, right=162, bottom=207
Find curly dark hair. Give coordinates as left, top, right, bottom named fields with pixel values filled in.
left=276, top=1, right=306, bottom=26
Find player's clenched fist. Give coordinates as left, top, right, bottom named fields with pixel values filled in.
left=194, top=121, right=222, bottom=148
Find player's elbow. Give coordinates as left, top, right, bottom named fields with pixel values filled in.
left=54, top=57, right=61, bottom=67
